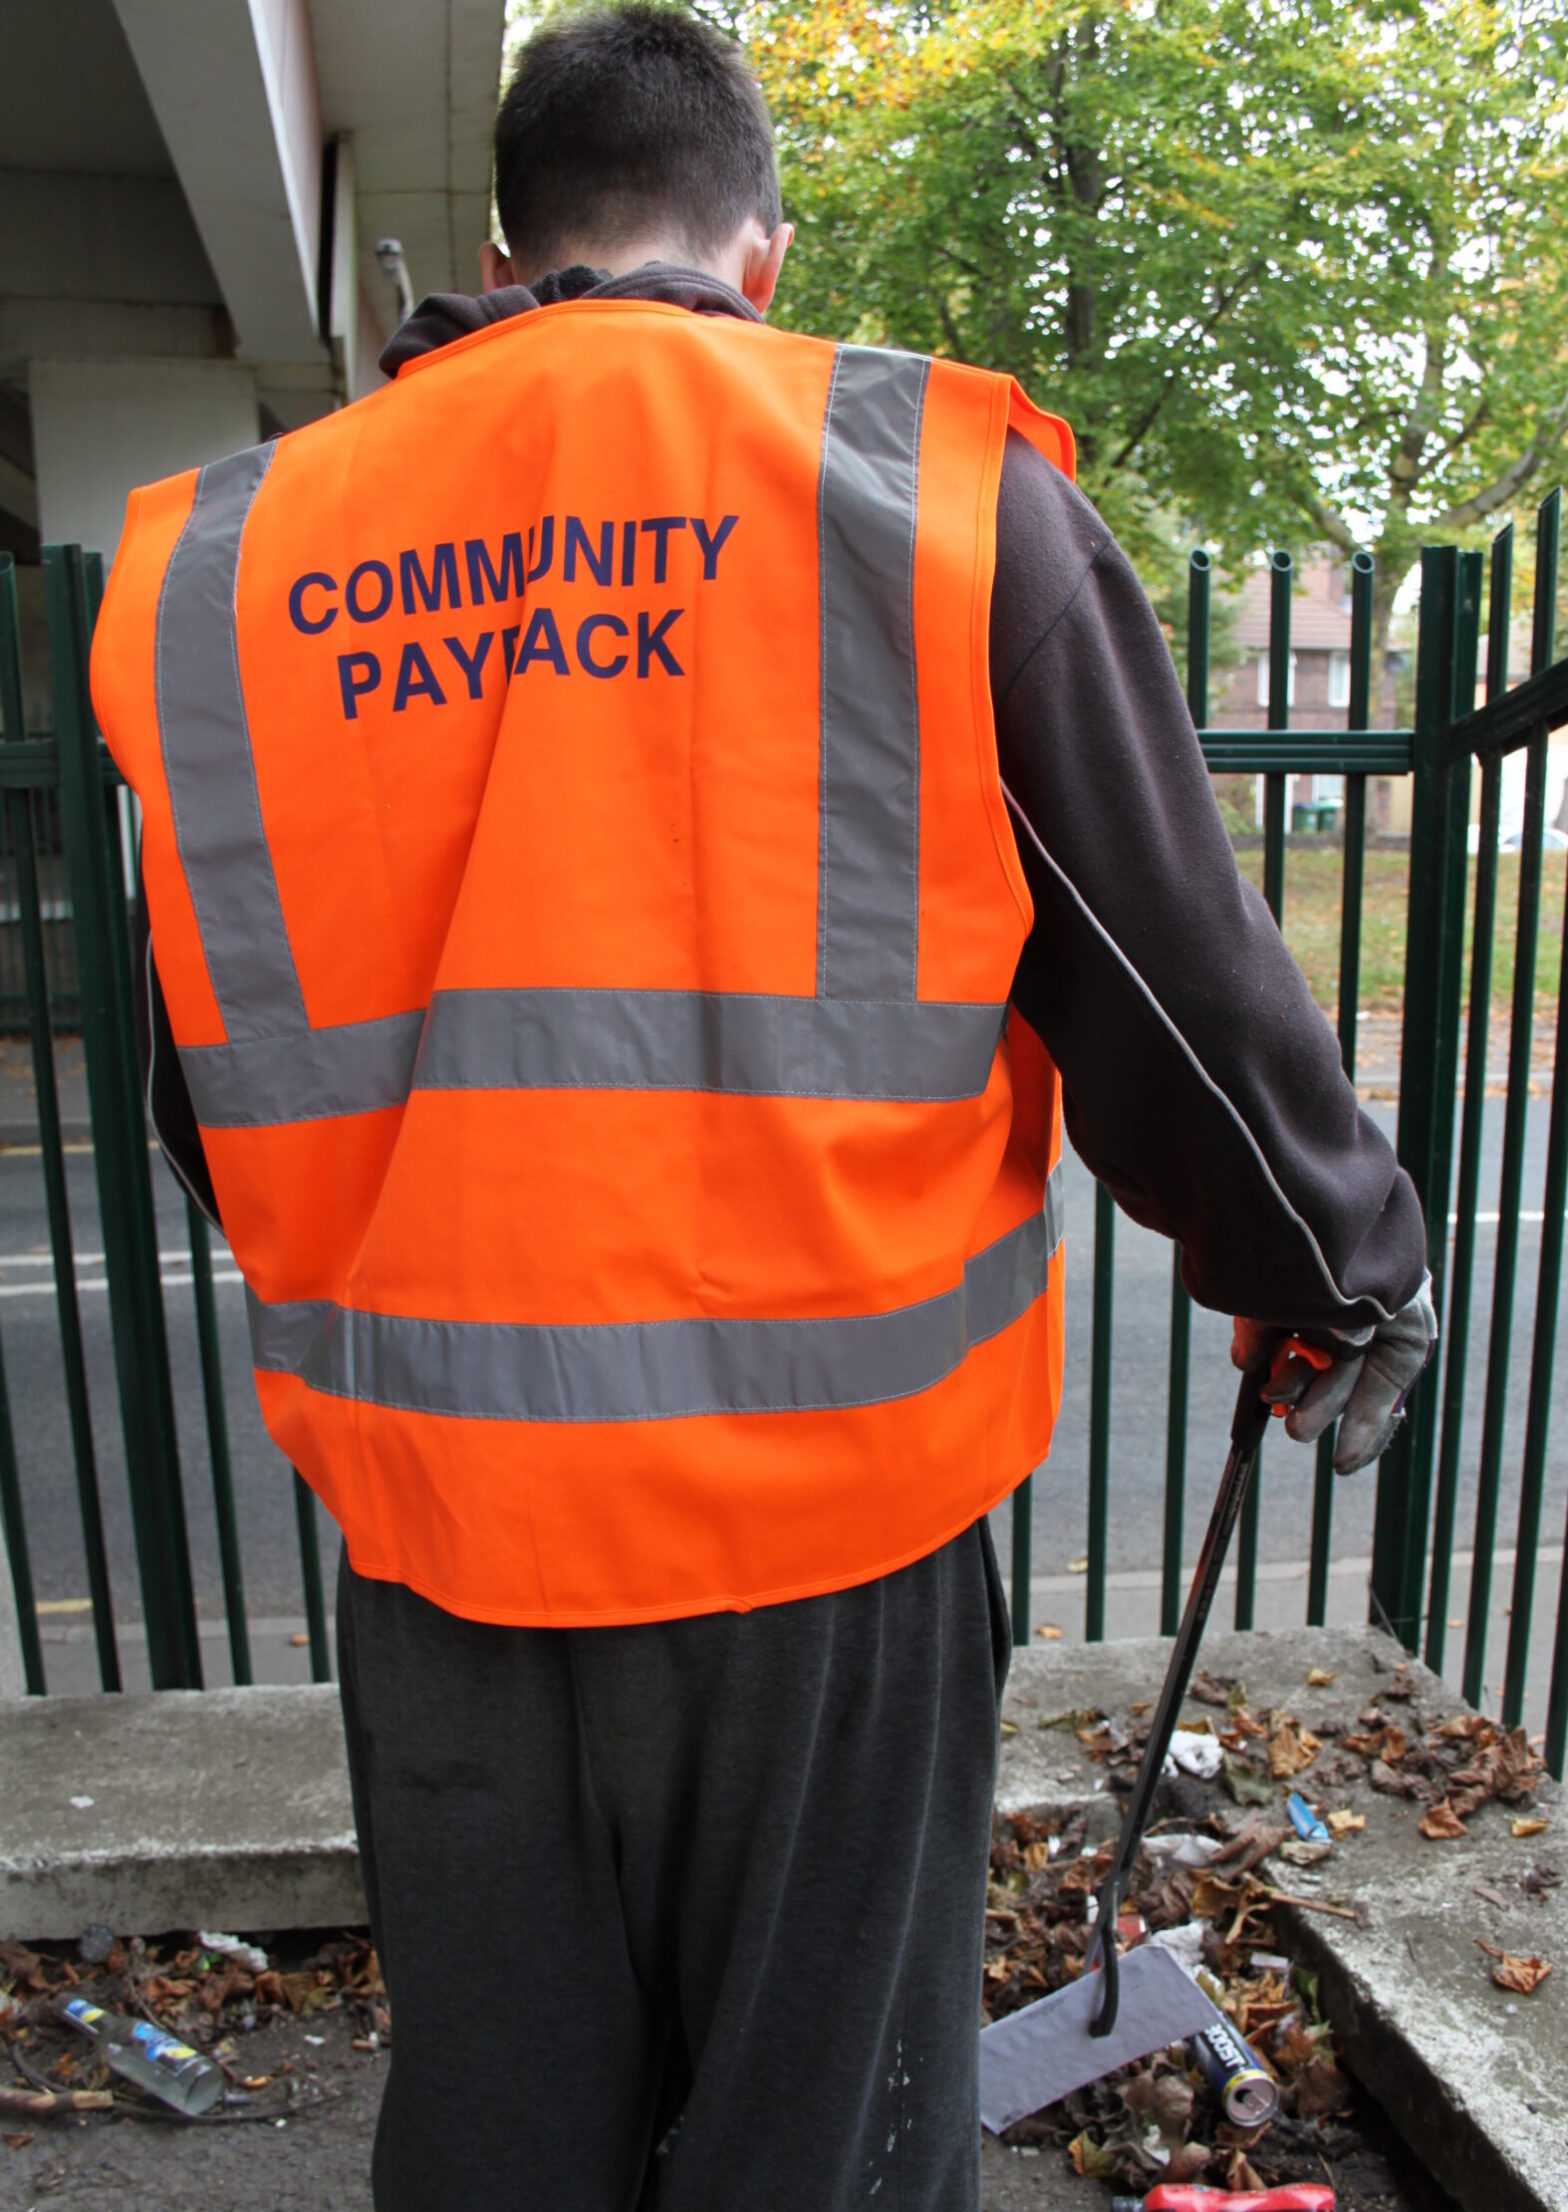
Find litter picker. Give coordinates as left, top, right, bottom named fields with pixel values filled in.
left=979, top=1337, right=1332, bottom=2131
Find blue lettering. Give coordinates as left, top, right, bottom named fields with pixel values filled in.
left=691, top=514, right=738, bottom=580
left=399, top=542, right=459, bottom=615
left=564, top=517, right=613, bottom=586
left=515, top=605, right=569, bottom=676
left=288, top=571, right=337, bottom=635
left=640, top=516, right=687, bottom=584
left=621, top=519, right=637, bottom=586
left=577, top=613, right=629, bottom=679
left=465, top=533, right=524, bottom=607
left=442, top=632, right=494, bottom=699
left=346, top=560, right=393, bottom=623
left=527, top=518, right=554, bottom=583
left=338, top=651, right=380, bottom=719
left=501, top=623, right=520, bottom=674
left=393, top=641, right=448, bottom=711
left=638, top=607, right=685, bottom=678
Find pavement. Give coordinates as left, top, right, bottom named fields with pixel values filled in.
left=2, top=1622, right=1561, bottom=2211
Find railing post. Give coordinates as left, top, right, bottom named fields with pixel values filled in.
left=47, top=545, right=202, bottom=1689
left=1372, top=548, right=1461, bottom=1645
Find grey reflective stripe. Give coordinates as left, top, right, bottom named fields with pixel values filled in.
left=816, top=346, right=931, bottom=1001
left=179, top=1010, right=427, bottom=1129
left=246, top=1163, right=1062, bottom=1422
left=156, top=445, right=306, bottom=1039
left=412, top=988, right=1006, bottom=1103
left=177, top=989, right=1008, bottom=1127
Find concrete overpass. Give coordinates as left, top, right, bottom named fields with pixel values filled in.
left=0, top=0, right=506, bottom=599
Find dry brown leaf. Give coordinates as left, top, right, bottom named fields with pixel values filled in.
left=1513, top=1817, right=1549, bottom=1839
left=1306, top=1667, right=1337, bottom=1687
left=1034, top=1623, right=1064, bottom=1640
left=1420, top=1799, right=1470, bottom=1840
left=1164, top=2142, right=1212, bottom=2183
left=1068, top=2130, right=1118, bottom=2178
left=1493, top=1952, right=1553, bottom=1995
left=1266, top=1713, right=1322, bottom=1779
left=1294, top=2054, right=1353, bottom=2118
left=1228, top=2151, right=1267, bottom=2190
left=1370, top=1758, right=1415, bottom=1798
left=1327, top=1809, right=1366, bottom=1837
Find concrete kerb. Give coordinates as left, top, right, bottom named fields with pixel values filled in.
left=2, top=1685, right=363, bottom=1939
left=998, top=1626, right=1568, bottom=2212
left=3, top=1627, right=1564, bottom=2210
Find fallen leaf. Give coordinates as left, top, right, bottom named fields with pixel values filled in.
left=1266, top=1713, right=1322, bottom=1779
left=1164, top=2142, right=1212, bottom=2182
left=289, top=1631, right=310, bottom=1647
left=1068, top=2129, right=1118, bottom=2178
left=1513, top=1817, right=1549, bottom=1839
left=1190, top=1669, right=1232, bottom=1706
left=1473, top=1886, right=1509, bottom=1908
left=1327, top=1809, right=1365, bottom=1837
left=999, top=1719, right=1019, bottom=1737
left=1294, top=2054, right=1353, bottom=2118
left=1037, top=1706, right=1101, bottom=1732
left=1035, top=1623, right=1063, bottom=1640
left=1223, top=1755, right=1276, bottom=1808
left=1228, top=2151, right=1267, bottom=2190
left=1067, top=1556, right=1089, bottom=1575
left=1493, top=1952, right=1553, bottom=1995
left=1370, top=1759, right=1415, bottom=1798
left=1420, top=1800, right=1470, bottom=1840
left=1121, top=2068, right=1194, bottom=2141
left=1306, top=1667, right=1337, bottom=1687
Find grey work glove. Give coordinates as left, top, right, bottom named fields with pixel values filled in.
left=1230, top=1272, right=1438, bottom=1476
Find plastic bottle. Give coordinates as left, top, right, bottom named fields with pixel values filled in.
left=59, top=1995, right=223, bottom=2116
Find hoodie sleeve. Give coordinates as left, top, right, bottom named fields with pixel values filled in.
left=990, top=433, right=1426, bottom=1331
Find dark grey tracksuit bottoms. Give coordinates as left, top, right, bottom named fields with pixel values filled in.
left=335, top=1517, right=1012, bottom=2211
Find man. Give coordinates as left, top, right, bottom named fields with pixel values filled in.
left=95, top=8, right=1432, bottom=2207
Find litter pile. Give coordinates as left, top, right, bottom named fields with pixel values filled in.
left=0, top=1928, right=388, bottom=2132
left=984, top=1659, right=1553, bottom=2193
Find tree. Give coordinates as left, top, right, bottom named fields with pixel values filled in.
left=736, top=0, right=1568, bottom=659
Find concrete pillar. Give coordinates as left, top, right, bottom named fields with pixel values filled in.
left=28, top=358, right=260, bottom=566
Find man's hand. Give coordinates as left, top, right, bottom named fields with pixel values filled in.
left=1231, top=1273, right=1438, bottom=1476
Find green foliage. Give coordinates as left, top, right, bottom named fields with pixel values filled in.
left=728, top=0, right=1568, bottom=628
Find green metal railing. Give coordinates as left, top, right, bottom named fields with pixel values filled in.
left=1004, top=495, right=1568, bottom=1772
left=3, top=509, right=1567, bottom=1762
left=0, top=548, right=332, bottom=1694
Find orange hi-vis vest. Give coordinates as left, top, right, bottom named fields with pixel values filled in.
left=93, top=301, right=1072, bottom=1627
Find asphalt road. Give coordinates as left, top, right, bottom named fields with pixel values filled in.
left=4, top=1092, right=1566, bottom=1711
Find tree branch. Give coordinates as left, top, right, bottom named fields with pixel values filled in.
left=1104, top=256, right=1265, bottom=475
left=1426, top=388, right=1568, bottom=533
left=1298, top=488, right=1359, bottom=558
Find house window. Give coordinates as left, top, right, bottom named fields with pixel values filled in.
left=1328, top=650, right=1350, bottom=709
left=1256, top=652, right=1296, bottom=708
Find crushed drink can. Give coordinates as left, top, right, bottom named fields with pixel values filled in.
left=1189, top=2017, right=1278, bottom=2128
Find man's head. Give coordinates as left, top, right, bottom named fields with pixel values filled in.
left=482, top=4, right=790, bottom=310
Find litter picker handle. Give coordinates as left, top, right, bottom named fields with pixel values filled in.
left=1087, top=1336, right=1330, bottom=2039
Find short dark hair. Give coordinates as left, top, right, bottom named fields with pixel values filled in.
left=494, top=4, right=781, bottom=275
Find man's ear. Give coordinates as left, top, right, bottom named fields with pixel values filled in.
left=479, top=240, right=517, bottom=293
left=740, top=222, right=793, bottom=315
